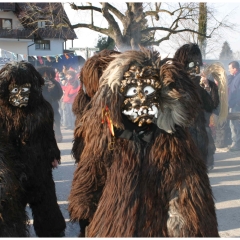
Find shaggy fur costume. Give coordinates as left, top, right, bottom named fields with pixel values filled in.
left=72, top=49, right=120, bottom=163
left=68, top=48, right=219, bottom=237
left=0, top=61, right=66, bottom=237
left=0, top=133, right=28, bottom=237
left=174, top=43, right=220, bottom=166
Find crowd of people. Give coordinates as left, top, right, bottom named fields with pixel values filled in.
left=36, top=65, right=81, bottom=142
left=0, top=43, right=239, bottom=237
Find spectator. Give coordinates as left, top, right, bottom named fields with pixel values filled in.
left=62, top=70, right=80, bottom=130
left=214, top=74, right=233, bottom=148
left=59, top=72, right=67, bottom=127
left=227, top=61, right=240, bottom=151
left=59, top=72, right=67, bottom=86
left=37, top=66, right=63, bottom=143
left=55, top=68, right=60, bottom=82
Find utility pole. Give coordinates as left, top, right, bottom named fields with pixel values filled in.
left=69, top=47, right=99, bottom=59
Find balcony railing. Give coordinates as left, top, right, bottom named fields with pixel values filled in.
left=0, top=28, right=33, bottom=39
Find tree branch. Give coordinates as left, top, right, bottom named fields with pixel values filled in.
left=142, top=26, right=212, bottom=38
left=100, top=2, right=125, bottom=22
left=69, top=2, right=102, bottom=13
left=71, top=23, right=110, bottom=36
left=100, top=3, right=123, bottom=39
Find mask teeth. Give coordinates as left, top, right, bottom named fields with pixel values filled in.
left=123, top=104, right=159, bottom=119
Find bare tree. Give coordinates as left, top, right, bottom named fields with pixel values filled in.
left=16, top=2, right=236, bottom=53
left=198, top=2, right=207, bottom=59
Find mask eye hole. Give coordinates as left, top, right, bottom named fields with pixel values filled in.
left=143, top=85, right=155, bottom=95
left=11, top=88, right=18, bottom=93
left=126, top=86, right=137, bottom=97
left=189, top=62, right=194, bottom=68
left=21, top=88, right=29, bottom=92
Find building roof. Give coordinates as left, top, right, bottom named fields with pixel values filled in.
left=0, top=2, right=77, bottom=40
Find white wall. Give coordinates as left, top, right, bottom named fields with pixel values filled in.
left=0, top=11, right=24, bottom=29
left=28, top=38, right=64, bottom=56
left=0, top=11, right=29, bottom=57
left=0, top=39, right=30, bottom=55
left=0, top=11, right=65, bottom=57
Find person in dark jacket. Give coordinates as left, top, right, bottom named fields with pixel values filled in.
left=227, top=61, right=240, bottom=151
left=37, top=66, right=63, bottom=143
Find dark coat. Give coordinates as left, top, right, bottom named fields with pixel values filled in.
left=228, top=71, right=240, bottom=110
left=188, top=76, right=219, bottom=162
left=42, top=78, right=63, bottom=119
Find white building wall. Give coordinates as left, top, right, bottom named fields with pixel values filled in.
left=28, top=38, right=64, bottom=56
left=0, top=11, right=66, bottom=57
left=0, top=11, right=24, bottom=29
left=0, top=39, right=30, bottom=56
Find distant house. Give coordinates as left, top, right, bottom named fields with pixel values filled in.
left=0, top=2, right=77, bottom=60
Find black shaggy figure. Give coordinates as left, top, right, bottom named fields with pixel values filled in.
left=0, top=61, right=66, bottom=237
left=174, top=43, right=220, bottom=170
left=0, top=132, right=28, bottom=237
left=68, top=48, right=219, bottom=237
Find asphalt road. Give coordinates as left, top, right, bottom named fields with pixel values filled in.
left=27, top=127, right=240, bottom=237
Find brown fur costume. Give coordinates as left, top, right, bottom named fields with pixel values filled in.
left=68, top=48, right=219, bottom=237
left=0, top=61, right=66, bottom=237
left=72, top=49, right=120, bottom=163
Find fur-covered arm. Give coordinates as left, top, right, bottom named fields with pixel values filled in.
left=164, top=131, right=219, bottom=237
left=30, top=101, right=61, bottom=164
left=45, top=103, right=61, bottom=163
left=68, top=109, right=109, bottom=224
left=68, top=153, right=107, bottom=223
left=199, top=78, right=219, bottom=113
left=72, top=88, right=91, bottom=117
left=145, top=129, right=219, bottom=237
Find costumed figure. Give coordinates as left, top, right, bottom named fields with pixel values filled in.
left=174, top=43, right=223, bottom=171
left=68, top=48, right=219, bottom=237
left=72, top=49, right=120, bottom=163
left=37, top=66, right=63, bottom=143
left=0, top=61, right=66, bottom=237
left=0, top=132, right=28, bottom=237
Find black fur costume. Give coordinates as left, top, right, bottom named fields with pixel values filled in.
left=174, top=43, right=219, bottom=168
left=0, top=61, right=66, bottom=237
left=0, top=132, right=28, bottom=237
left=68, top=48, right=219, bottom=237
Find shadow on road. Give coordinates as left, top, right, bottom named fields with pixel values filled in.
left=208, top=150, right=240, bottom=237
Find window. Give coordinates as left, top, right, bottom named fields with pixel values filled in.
left=38, top=21, right=45, bottom=28
left=0, top=18, right=12, bottom=29
left=35, top=40, right=50, bottom=50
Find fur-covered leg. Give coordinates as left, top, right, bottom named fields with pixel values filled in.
left=0, top=153, right=29, bottom=237
left=29, top=174, right=66, bottom=237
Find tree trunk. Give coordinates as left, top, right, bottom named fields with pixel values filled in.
left=116, top=3, right=144, bottom=51
left=198, top=3, right=207, bottom=59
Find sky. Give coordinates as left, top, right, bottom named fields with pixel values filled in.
left=63, top=2, right=240, bottom=59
